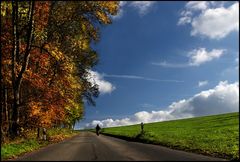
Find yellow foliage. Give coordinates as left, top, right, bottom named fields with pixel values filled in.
left=97, top=1, right=119, bottom=15
left=45, top=44, right=65, bottom=61
left=1, top=1, right=12, bottom=17
left=95, top=11, right=110, bottom=24
left=94, top=1, right=119, bottom=24
left=1, top=1, right=120, bottom=131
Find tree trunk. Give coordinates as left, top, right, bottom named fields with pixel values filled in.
left=0, top=1, right=3, bottom=144
left=72, top=121, right=76, bottom=130
left=0, top=88, right=3, bottom=143
left=11, top=85, right=20, bottom=137
left=37, top=127, right=40, bottom=139
left=4, top=87, right=9, bottom=136
left=10, top=0, right=19, bottom=138
left=8, top=104, right=12, bottom=137
left=10, top=1, right=35, bottom=138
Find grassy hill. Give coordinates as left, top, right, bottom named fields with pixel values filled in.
left=100, top=112, right=239, bottom=160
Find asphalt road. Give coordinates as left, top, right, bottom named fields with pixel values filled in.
left=15, top=132, right=226, bottom=161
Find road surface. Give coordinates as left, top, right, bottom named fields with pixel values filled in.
left=15, top=132, right=226, bottom=161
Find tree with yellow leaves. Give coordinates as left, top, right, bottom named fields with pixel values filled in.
left=0, top=1, right=119, bottom=139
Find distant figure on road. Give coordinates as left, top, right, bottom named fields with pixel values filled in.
left=141, top=122, right=144, bottom=133
left=96, top=124, right=101, bottom=136
left=43, top=128, right=47, bottom=140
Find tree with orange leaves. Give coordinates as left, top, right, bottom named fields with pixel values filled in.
left=1, top=1, right=119, bottom=139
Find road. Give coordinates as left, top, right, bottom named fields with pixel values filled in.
left=15, top=132, right=226, bottom=161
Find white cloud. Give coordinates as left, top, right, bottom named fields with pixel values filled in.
left=152, top=48, right=225, bottom=68
left=178, top=10, right=193, bottom=25
left=188, top=48, right=225, bottom=66
left=111, top=1, right=156, bottom=20
left=87, top=70, right=116, bottom=94
left=85, top=110, right=175, bottom=128
left=103, top=74, right=184, bottom=83
left=85, top=81, right=239, bottom=128
left=178, top=2, right=239, bottom=39
left=172, top=81, right=239, bottom=117
left=151, top=61, right=188, bottom=68
left=129, top=1, right=156, bottom=15
left=178, top=16, right=192, bottom=25
left=191, top=2, right=239, bottom=39
left=198, top=80, right=208, bottom=87
left=185, top=1, right=209, bottom=11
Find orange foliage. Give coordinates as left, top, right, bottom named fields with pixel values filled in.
left=1, top=1, right=119, bottom=132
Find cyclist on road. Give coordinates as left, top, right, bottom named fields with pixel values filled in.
left=96, top=124, right=101, bottom=136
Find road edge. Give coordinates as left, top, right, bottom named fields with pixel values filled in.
left=100, top=132, right=231, bottom=161
left=2, top=133, right=81, bottom=161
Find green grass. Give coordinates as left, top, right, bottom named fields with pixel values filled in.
left=1, top=139, right=47, bottom=160
left=100, top=112, right=239, bottom=160
left=1, top=128, right=80, bottom=160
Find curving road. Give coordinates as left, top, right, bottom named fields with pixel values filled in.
left=15, top=132, right=226, bottom=161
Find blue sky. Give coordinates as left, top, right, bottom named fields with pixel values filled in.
left=75, top=1, right=239, bottom=129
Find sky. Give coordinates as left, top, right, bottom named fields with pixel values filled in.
left=74, top=1, right=239, bottom=130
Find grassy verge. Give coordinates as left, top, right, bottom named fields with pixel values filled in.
left=100, top=112, right=239, bottom=160
left=1, top=128, right=80, bottom=160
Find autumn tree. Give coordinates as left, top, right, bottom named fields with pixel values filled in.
left=1, top=1, right=119, bottom=139
left=45, top=1, right=119, bottom=105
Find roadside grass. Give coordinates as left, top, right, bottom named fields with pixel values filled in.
left=1, top=128, right=80, bottom=160
left=1, top=139, right=47, bottom=160
left=100, top=112, right=239, bottom=160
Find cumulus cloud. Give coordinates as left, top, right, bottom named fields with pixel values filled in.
left=152, top=48, right=225, bottom=68
left=188, top=48, right=225, bottom=66
left=87, top=70, right=116, bottom=94
left=185, top=1, right=209, bottom=11
left=178, top=1, right=239, bottom=39
left=85, top=110, right=174, bottom=128
left=198, top=80, right=208, bottom=87
left=85, top=81, right=239, bottom=128
left=171, top=81, right=239, bottom=117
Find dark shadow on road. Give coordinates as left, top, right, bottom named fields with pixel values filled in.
left=100, top=131, right=232, bottom=161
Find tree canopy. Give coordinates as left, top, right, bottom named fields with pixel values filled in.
left=0, top=1, right=119, bottom=139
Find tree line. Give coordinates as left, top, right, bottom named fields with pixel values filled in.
left=0, top=1, right=119, bottom=140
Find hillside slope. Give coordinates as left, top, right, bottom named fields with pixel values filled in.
left=101, top=112, right=239, bottom=160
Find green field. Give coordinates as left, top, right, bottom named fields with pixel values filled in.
left=100, top=112, right=239, bottom=160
